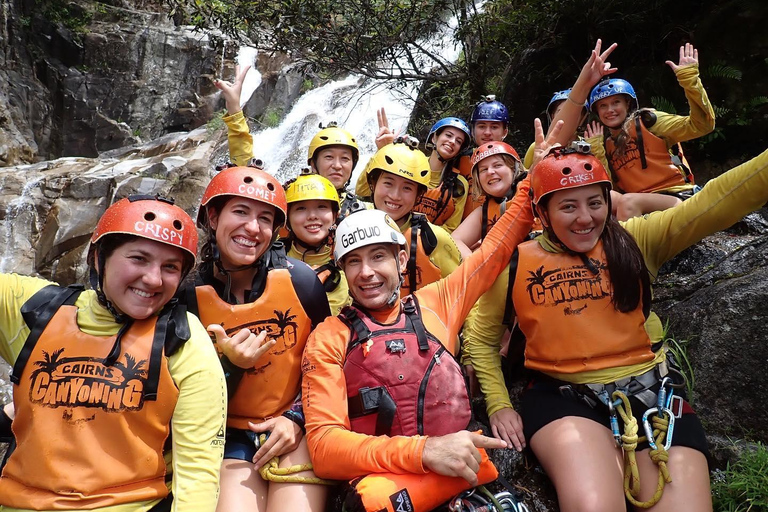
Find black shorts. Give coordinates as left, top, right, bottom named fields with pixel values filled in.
left=223, top=428, right=270, bottom=461
left=520, top=382, right=709, bottom=458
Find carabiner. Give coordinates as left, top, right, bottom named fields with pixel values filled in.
left=642, top=407, right=675, bottom=451
left=608, top=400, right=622, bottom=448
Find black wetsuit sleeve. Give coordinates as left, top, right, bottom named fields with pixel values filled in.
left=287, top=257, right=332, bottom=327
left=0, top=406, right=12, bottom=443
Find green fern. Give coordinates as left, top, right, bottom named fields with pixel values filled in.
left=705, top=64, right=742, bottom=81
left=747, top=96, right=768, bottom=108
left=714, top=105, right=733, bottom=117
left=651, top=96, right=677, bottom=115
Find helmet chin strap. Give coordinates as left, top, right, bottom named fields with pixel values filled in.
left=386, top=247, right=405, bottom=307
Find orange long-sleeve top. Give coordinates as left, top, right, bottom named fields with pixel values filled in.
left=301, top=177, right=534, bottom=480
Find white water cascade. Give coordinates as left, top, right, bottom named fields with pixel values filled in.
left=236, top=12, right=465, bottom=186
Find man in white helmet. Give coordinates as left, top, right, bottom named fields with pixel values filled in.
left=300, top=184, right=534, bottom=492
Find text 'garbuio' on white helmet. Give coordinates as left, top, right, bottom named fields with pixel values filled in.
left=333, top=209, right=406, bottom=263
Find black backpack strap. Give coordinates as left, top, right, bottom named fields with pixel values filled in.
left=407, top=217, right=420, bottom=295
left=635, top=116, right=648, bottom=170
left=501, top=250, right=520, bottom=327
left=315, top=262, right=342, bottom=293
left=13, top=285, right=83, bottom=385
left=481, top=201, right=490, bottom=241
left=403, top=296, right=429, bottom=351
left=418, top=215, right=438, bottom=257
left=341, top=306, right=372, bottom=352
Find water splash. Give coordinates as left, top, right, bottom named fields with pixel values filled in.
left=0, top=176, right=43, bottom=273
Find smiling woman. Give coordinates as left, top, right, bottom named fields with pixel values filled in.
left=0, top=196, right=227, bottom=512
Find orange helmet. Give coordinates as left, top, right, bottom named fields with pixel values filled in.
left=470, top=141, right=520, bottom=171
left=531, top=143, right=611, bottom=206
left=91, top=195, right=198, bottom=263
left=198, top=166, right=288, bottom=229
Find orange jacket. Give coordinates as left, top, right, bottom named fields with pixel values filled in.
left=605, top=116, right=691, bottom=194
left=1, top=303, right=176, bottom=509
left=512, top=240, right=655, bottom=373
left=458, top=154, right=485, bottom=219
left=301, top=177, right=534, bottom=480
left=413, top=168, right=462, bottom=225
left=196, top=271, right=312, bottom=429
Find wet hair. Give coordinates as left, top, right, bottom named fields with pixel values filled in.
left=540, top=187, right=650, bottom=313
left=605, top=104, right=644, bottom=159
left=471, top=154, right=522, bottom=201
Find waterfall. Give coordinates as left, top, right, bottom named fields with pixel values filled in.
left=0, top=175, right=43, bottom=273
left=238, top=10, right=467, bottom=186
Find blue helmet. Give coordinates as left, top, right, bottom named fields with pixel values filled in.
left=470, top=95, right=509, bottom=124
left=546, top=89, right=588, bottom=122
left=426, top=117, right=471, bottom=151
left=588, top=79, right=638, bottom=112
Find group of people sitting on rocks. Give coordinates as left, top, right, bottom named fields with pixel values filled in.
left=0, top=39, right=766, bottom=512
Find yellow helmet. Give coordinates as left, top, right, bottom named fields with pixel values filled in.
left=285, top=171, right=340, bottom=210
left=365, top=138, right=431, bottom=188
left=307, top=122, right=360, bottom=167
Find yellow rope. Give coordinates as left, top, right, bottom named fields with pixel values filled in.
left=612, top=391, right=672, bottom=508
left=257, top=434, right=336, bottom=485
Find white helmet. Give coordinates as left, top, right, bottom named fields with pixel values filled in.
left=334, top=209, right=406, bottom=262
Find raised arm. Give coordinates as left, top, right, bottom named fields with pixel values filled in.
left=549, top=39, right=618, bottom=146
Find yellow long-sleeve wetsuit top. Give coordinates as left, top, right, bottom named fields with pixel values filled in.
left=0, top=274, right=226, bottom=512
left=399, top=214, right=462, bottom=282
left=286, top=242, right=351, bottom=316
left=586, top=64, right=716, bottom=193
left=223, top=110, right=255, bottom=166
left=467, top=148, right=768, bottom=417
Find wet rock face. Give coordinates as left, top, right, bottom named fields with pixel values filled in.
left=0, top=127, right=218, bottom=280
left=0, top=0, right=236, bottom=164
left=654, top=210, right=768, bottom=443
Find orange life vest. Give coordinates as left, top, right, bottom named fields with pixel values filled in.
left=511, top=241, right=655, bottom=374
left=481, top=197, right=506, bottom=241
left=196, top=267, right=313, bottom=429
left=1, top=287, right=177, bottom=510
left=412, top=167, right=463, bottom=226
left=605, top=115, right=693, bottom=194
left=400, top=214, right=442, bottom=295
left=457, top=154, right=485, bottom=219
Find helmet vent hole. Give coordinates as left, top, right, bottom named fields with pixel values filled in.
left=352, top=138, right=357, bottom=143
left=144, top=212, right=156, bottom=221
left=385, top=156, right=394, bottom=165
left=173, top=220, right=183, bottom=230
left=584, top=163, right=593, bottom=171
left=244, top=176, right=254, bottom=184
left=320, top=136, right=329, bottom=141
left=420, top=170, right=429, bottom=177
left=267, top=182, right=275, bottom=191
left=562, top=167, right=572, bottom=175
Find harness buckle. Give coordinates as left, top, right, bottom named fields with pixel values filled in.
left=669, top=395, right=684, bottom=419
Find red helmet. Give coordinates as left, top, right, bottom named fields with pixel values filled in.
left=470, top=141, right=520, bottom=173
left=531, top=146, right=612, bottom=206
left=198, top=166, right=287, bottom=228
left=90, top=196, right=198, bottom=263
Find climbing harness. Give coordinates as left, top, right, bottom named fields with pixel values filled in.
left=448, top=486, right=528, bottom=512
left=595, top=376, right=686, bottom=508
left=255, top=433, right=335, bottom=485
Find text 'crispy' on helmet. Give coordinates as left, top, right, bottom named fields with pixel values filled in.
left=531, top=142, right=612, bottom=206
left=588, top=79, right=638, bottom=112
left=198, top=166, right=288, bottom=229
left=471, top=141, right=521, bottom=172
left=307, top=122, right=360, bottom=167
left=365, top=139, right=431, bottom=188
left=426, top=117, right=471, bottom=151
left=470, top=95, right=509, bottom=124
left=333, top=209, right=406, bottom=262
left=91, top=195, right=198, bottom=264
left=285, top=171, right=340, bottom=210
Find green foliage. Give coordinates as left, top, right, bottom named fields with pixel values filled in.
left=651, top=96, right=677, bottom=115
left=705, top=63, right=743, bottom=81
left=163, top=0, right=468, bottom=82
left=37, top=0, right=93, bottom=36
left=261, top=107, right=284, bottom=129
left=206, top=110, right=227, bottom=136
left=712, top=443, right=768, bottom=512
